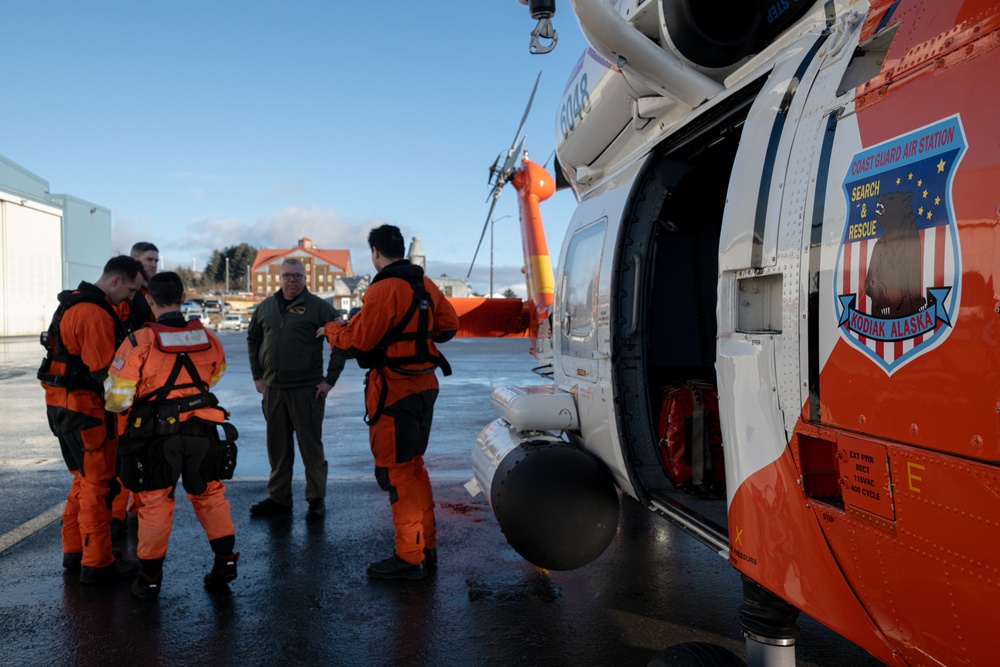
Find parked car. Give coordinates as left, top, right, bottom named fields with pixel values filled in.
left=217, top=314, right=246, bottom=332
left=185, top=312, right=206, bottom=324
left=181, top=300, right=202, bottom=315
left=204, top=299, right=224, bottom=313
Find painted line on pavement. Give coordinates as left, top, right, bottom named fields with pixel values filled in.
left=0, top=474, right=481, bottom=553
left=0, top=502, right=64, bottom=554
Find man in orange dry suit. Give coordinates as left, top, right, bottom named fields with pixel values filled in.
left=120, top=241, right=160, bottom=333
left=110, top=240, right=161, bottom=534
left=319, top=224, right=458, bottom=580
left=39, top=255, right=145, bottom=583
left=105, top=271, right=239, bottom=599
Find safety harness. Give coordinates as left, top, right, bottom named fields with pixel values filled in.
left=120, top=321, right=238, bottom=491
left=360, top=266, right=452, bottom=426
left=38, top=284, right=128, bottom=394
left=124, top=323, right=224, bottom=436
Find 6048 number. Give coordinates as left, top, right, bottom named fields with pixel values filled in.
left=559, top=73, right=591, bottom=139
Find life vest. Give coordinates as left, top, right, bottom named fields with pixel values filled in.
left=355, top=269, right=452, bottom=377
left=133, top=321, right=218, bottom=412
left=37, top=284, right=128, bottom=394
left=123, top=321, right=225, bottom=436
left=118, top=319, right=238, bottom=487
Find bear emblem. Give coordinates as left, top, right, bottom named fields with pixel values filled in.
left=863, top=191, right=926, bottom=318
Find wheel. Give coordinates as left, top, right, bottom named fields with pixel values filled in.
left=647, top=642, right=746, bottom=667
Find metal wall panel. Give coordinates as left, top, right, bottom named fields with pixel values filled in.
left=1, top=199, right=62, bottom=336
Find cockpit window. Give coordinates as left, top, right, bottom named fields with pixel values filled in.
left=560, top=220, right=606, bottom=357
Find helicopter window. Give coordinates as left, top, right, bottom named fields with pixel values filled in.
left=561, top=219, right=607, bottom=356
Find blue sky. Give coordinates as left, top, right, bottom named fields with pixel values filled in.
left=1, top=2, right=588, bottom=295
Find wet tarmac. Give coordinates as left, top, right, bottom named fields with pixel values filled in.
left=0, top=335, right=883, bottom=666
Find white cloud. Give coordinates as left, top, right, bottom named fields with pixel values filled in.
left=151, top=205, right=383, bottom=272
left=110, top=213, right=160, bottom=257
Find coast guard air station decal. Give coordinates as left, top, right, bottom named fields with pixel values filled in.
left=835, top=115, right=966, bottom=375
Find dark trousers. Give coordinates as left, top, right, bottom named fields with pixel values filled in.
left=371, top=389, right=438, bottom=564
left=262, top=385, right=328, bottom=504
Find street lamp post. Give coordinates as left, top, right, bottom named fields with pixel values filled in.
left=225, top=257, right=230, bottom=293
left=490, top=215, right=511, bottom=297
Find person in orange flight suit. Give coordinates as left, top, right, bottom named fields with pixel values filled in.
left=39, top=255, right=146, bottom=583
left=110, top=241, right=160, bottom=534
left=105, top=271, right=239, bottom=599
left=319, top=225, right=459, bottom=580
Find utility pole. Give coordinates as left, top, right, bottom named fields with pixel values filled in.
left=225, top=256, right=230, bottom=293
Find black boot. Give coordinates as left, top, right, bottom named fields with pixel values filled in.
left=80, top=556, right=139, bottom=584
left=305, top=498, right=326, bottom=522
left=249, top=498, right=292, bottom=517
left=204, top=553, right=239, bottom=588
left=131, top=571, right=162, bottom=599
left=367, top=554, right=427, bottom=581
left=423, top=548, right=437, bottom=573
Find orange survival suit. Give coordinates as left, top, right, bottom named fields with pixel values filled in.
left=105, top=313, right=238, bottom=575
left=110, top=286, right=155, bottom=522
left=323, top=260, right=459, bottom=565
left=39, top=282, right=128, bottom=569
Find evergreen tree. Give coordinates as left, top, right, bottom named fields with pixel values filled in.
left=203, top=243, right=258, bottom=291
left=172, top=267, right=202, bottom=289
left=502, top=288, right=517, bottom=298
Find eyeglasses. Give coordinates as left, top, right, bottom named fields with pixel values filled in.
left=281, top=273, right=305, bottom=280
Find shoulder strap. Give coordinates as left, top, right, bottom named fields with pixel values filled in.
left=382, top=277, right=452, bottom=376
left=148, top=353, right=207, bottom=402
left=38, top=287, right=127, bottom=391
left=51, top=289, right=127, bottom=351
left=132, top=350, right=220, bottom=417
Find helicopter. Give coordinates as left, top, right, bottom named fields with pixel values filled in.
left=461, top=0, right=1000, bottom=665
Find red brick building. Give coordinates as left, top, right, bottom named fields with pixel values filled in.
left=250, top=237, right=353, bottom=296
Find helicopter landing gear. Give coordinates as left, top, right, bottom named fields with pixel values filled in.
left=739, top=575, right=800, bottom=667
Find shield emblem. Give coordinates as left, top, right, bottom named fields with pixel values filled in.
left=834, top=115, right=966, bottom=375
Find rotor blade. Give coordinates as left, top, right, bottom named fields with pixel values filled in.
left=509, top=72, right=541, bottom=150
left=469, top=73, right=541, bottom=281
left=466, top=195, right=502, bottom=280
left=507, top=72, right=541, bottom=157
left=486, top=134, right=526, bottom=203
left=488, top=155, right=500, bottom=183
left=500, top=135, right=527, bottom=182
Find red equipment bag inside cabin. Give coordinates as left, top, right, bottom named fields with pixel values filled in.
left=656, top=381, right=725, bottom=493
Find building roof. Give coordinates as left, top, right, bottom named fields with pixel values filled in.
left=251, top=243, right=352, bottom=274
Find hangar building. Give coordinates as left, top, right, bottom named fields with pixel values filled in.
left=0, top=154, right=110, bottom=337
